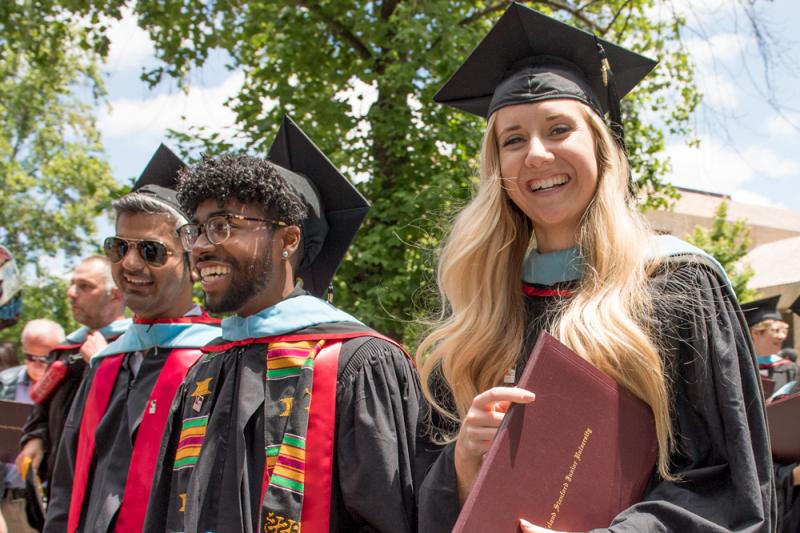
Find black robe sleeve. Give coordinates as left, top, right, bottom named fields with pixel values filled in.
left=591, top=262, right=774, bottom=532
left=21, top=403, right=49, bottom=448
left=42, top=366, right=94, bottom=533
left=331, top=336, right=423, bottom=533
left=775, top=462, right=800, bottom=533
left=418, top=262, right=774, bottom=533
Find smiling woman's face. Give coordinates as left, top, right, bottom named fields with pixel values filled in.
left=494, top=99, right=599, bottom=252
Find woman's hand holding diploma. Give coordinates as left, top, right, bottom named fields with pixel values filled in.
left=453, top=386, right=535, bottom=504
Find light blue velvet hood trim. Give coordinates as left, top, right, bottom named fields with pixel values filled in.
left=64, top=318, right=132, bottom=344
left=221, top=295, right=363, bottom=342
left=91, top=320, right=220, bottom=365
left=522, top=234, right=731, bottom=287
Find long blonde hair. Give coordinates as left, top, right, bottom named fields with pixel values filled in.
left=418, top=106, right=674, bottom=479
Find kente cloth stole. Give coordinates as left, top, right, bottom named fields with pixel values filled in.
left=67, top=348, right=203, bottom=533
left=259, top=339, right=342, bottom=533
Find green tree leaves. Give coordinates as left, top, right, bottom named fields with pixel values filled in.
left=685, top=200, right=757, bottom=302
left=108, top=0, right=700, bottom=342
left=1, top=1, right=124, bottom=339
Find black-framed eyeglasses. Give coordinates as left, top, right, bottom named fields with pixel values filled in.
left=177, top=213, right=287, bottom=252
left=103, top=236, right=175, bottom=267
left=24, top=353, right=48, bottom=364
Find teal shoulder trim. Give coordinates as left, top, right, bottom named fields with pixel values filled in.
left=650, top=235, right=732, bottom=289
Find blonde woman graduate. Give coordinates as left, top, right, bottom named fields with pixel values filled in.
left=416, top=4, right=774, bottom=532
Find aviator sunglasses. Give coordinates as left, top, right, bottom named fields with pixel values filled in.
left=103, top=236, right=175, bottom=267
left=24, top=353, right=49, bottom=363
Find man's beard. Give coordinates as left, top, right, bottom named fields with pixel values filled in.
left=205, top=251, right=272, bottom=314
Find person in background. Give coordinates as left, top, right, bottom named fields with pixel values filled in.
left=417, top=4, right=773, bottom=532
left=0, top=320, right=63, bottom=402
left=0, top=344, right=18, bottom=372
left=760, top=295, right=800, bottom=533
left=0, top=319, right=62, bottom=533
left=779, top=348, right=798, bottom=364
left=0, top=246, right=23, bottom=533
left=743, top=295, right=796, bottom=390
left=17, top=256, right=129, bottom=501
left=0, top=246, right=22, bottom=331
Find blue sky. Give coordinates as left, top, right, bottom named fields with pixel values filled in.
left=88, top=0, right=799, bottom=264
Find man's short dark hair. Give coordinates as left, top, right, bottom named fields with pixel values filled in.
left=177, top=154, right=307, bottom=224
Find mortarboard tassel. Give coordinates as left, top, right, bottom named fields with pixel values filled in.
left=595, top=39, right=635, bottom=196
left=595, top=40, right=625, bottom=150
left=326, top=283, right=334, bottom=303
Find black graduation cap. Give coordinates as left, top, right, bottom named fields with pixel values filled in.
left=742, top=295, right=783, bottom=328
left=132, top=143, right=189, bottom=221
left=434, top=2, right=657, bottom=140
left=268, top=115, right=370, bottom=298
left=790, top=295, right=800, bottom=317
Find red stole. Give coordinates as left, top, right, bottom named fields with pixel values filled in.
left=67, top=348, right=202, bottom=533
left=211, top=330, right=406, bottom=533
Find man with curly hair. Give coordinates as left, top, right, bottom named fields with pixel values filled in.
left=144, top=117, right=423, bottom=533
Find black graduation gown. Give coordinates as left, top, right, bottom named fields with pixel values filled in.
left=770, top=381, right=800, bottom=533
left=21, top=325, right=127, bottom=491
left=418, top=260, right=775, bottom=532
left=775, top=462, right=800, bottom=533
left=145, top=324, right=423, bottom=533
left=44, top=348, right=168, bottom=533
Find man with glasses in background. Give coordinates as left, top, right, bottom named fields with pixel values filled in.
left=0, top=319, right=63, bottom=533
left=0, top=320, right=63, bottom=404
left=43, top=145, right=221, bottom=533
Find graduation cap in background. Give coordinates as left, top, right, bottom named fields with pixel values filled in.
left=268, top=115, right=370, bottom=299
left=742, top=295, right=783, bottom=328
left=790, top=295, right=800, bottom=317
left=434, top=2, right=657, bottom=143
left=131, top=143, right=190, bottom=222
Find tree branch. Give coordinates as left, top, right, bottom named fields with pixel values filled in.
left=458, top=1, right=507, bottom=27
left=380, top=0, right=402, bottom=21
left=598, top=0, right=634, bottom=37
left=294, top=0, right=372, bottom=61
left=535, top=0, right=598, bottom=32
left=426, top=1, right=505, bottom=53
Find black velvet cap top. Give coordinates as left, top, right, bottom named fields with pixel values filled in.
left=790, top=295, right=800, bottom=317
left=132, top=143, right=190, bottom=221
left=742, top=295, right=783, bottom=328
left=434, top=2, right=657, bottom=124
left=268, top=115, right=370, bottom=298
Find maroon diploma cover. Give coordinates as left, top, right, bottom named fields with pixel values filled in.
left=0, top=399, right=33, bottom=462
left=760, top=376, right=776, bottom=400
left=767, top=392, right=800, bottom=463
left=453, top=331, right=658, bottom=532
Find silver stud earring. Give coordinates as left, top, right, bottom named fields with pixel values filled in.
left=281, top=250, right=289, bottom=260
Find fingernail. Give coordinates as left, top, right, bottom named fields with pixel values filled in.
left=524, top=392, right=535, bottom=401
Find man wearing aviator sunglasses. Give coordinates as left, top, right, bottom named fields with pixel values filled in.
left=145, top=117, right=424, bottom=533
left=0, top=319, right=62, bottom=533
left=44, top=145, right=221, bottom=533
left=0, top=319, right=63, bottom=405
